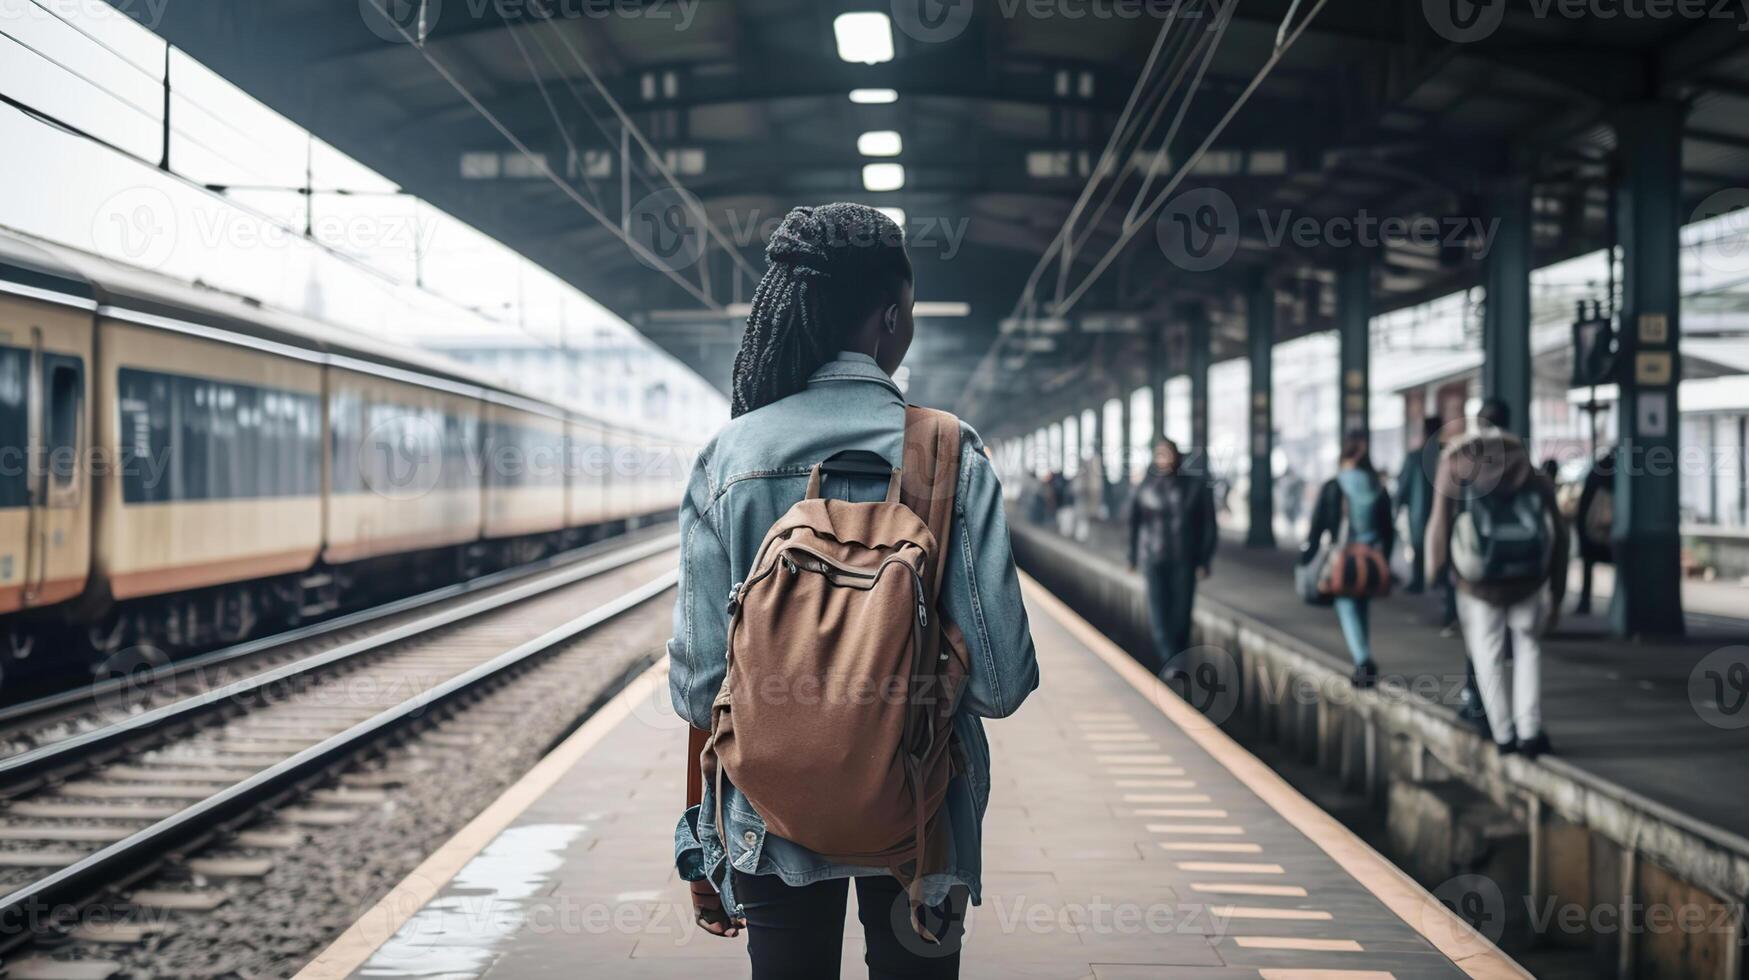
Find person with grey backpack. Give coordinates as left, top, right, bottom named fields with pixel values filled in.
left=1425, top=399, right=1568, bottom=758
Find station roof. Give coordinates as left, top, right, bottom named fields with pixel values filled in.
left=115, top=0, right=1749, bottom=434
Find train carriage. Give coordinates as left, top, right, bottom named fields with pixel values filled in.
left=0, top=225, right=696, bottom=674
left=324, top=363, right=484, bottom=567
left=481, top=395, right=568, bottom=550
left=0, top=267, right=94, bottom=640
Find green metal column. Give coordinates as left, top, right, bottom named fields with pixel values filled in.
left=1149, top=326, right=1167, bottom=448
left=1186, top=302, right=1211, bottom=467
left=1482, top=175, right=1533, bottom=441
left=1612, top=100, right=1686, bottom=636
left=1337, top=256, right=1372, bottom=439
left=1118, top=380, right=1133, bottom=488
left=1247, top=271, right=1276, bottom=548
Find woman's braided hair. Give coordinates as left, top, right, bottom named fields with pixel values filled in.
left=729, top=203, right=912, bottom=417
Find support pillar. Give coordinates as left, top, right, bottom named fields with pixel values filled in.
left=1119, top=383, right=1134, bottom=488
left=1247, top=271, right=1276, bottom=548
left=1092, top=396, right=1108, bottom=482
left=1186, top=302, right=1211, bottom=468
left=1149, top=326, right=1167, bottom=448
left=1612, top=100, right=1686, bottom=636
left=1337, top=256, right=1372, bottom=439
left=1482, top=175, right=1533, bottom=441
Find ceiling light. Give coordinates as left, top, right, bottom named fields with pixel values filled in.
left=915, top=302, right=971, bottom=317
left=834, top=12, right=894, bottom=64
left=863, top=163, right=905, bottom=192
left=849, top=88, right=899, bottom=104
left=858, top=130, right=903, bottom=157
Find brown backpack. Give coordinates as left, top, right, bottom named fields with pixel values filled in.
left=700, top=406, right=969, bottom=940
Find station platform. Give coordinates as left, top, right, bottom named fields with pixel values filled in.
left=295, top=578, right=1518, bottom=980
left=1040, top=518, right=1749, bottom=842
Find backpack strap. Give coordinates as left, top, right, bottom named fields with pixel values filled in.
left=895, top=405, right=961, bottom=942
left=899, top=406, right=962, bottom=604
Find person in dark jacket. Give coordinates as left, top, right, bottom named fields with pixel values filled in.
left=1396, top=417, right=1441, bottom=594
left=1128, top=439, right=1217, bottom=677
left=1301, top=433, right=1394, bottom=688
left=1573, top=447, right=1616, bottom=615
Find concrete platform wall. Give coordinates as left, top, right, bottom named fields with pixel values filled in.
left=1012, top=523, right=1748, bottom=979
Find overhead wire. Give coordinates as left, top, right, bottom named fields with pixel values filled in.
left=357, top=0, right=723, bottom=311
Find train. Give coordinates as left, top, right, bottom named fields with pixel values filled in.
left=0, top=226, right=695, bottom=676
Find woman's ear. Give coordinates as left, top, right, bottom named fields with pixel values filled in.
left=884, top=305, right=898, bottom=333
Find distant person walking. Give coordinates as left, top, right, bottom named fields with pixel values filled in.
left=1426, top=398, right=1568, bottom=758
left=1301, top=433, right=1394, bottom=688
left=1573, top=447, right=1616, bottom=615
left=1073, top=457, right=1105, bottom=541
left=1128, top=439, right=1217, bottom=678
left=1396, top=417, right=1441, bottom=594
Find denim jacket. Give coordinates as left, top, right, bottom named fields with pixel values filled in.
left=669, top=352, right=1039, bottom=914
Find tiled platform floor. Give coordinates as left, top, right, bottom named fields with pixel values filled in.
left=302, top=579, right=1517, bottom=980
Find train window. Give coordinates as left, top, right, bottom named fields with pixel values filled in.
left=43, top=356, right=82, bottom=499
left=0, top=347, right=27, bottom=509
left=120, top=367, right=320, bottom=504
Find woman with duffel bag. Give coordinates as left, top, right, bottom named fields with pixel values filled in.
left=1298, top=431, right=1394, bottom=688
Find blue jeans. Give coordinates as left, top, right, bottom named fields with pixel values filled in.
left=1334, top=596, right=1372, bottom=666
left=1142, top=561, right=1197, bottom=673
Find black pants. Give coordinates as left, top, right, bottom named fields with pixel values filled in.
left=733, top=871, right=964, bottom=980
left=1142, top=560, right=1196, bottom=674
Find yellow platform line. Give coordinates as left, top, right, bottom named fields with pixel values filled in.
left=1237, top=937, right=1364, bottom=952
left=1191, top=882, right=1308, bottom=897
left=1179, top=861, right=1286, bottom=874
left=1160, top=841, right=1263, bottom=853
left=1021, top=573, right=1529, bottom=980
left=1212, top=906, right=1333, bottom=921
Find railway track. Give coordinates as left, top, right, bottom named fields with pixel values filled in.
left=0, top=536, right=679, bottom=957
left=0, top=526, right=676, bottom=753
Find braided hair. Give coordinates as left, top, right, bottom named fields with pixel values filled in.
left=729, top=203, right=912, bottom=417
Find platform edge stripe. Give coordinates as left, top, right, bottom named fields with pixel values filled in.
left=291, top=660, right=670, bottom=980
left=1017, top=572, right=1531, bottom=980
